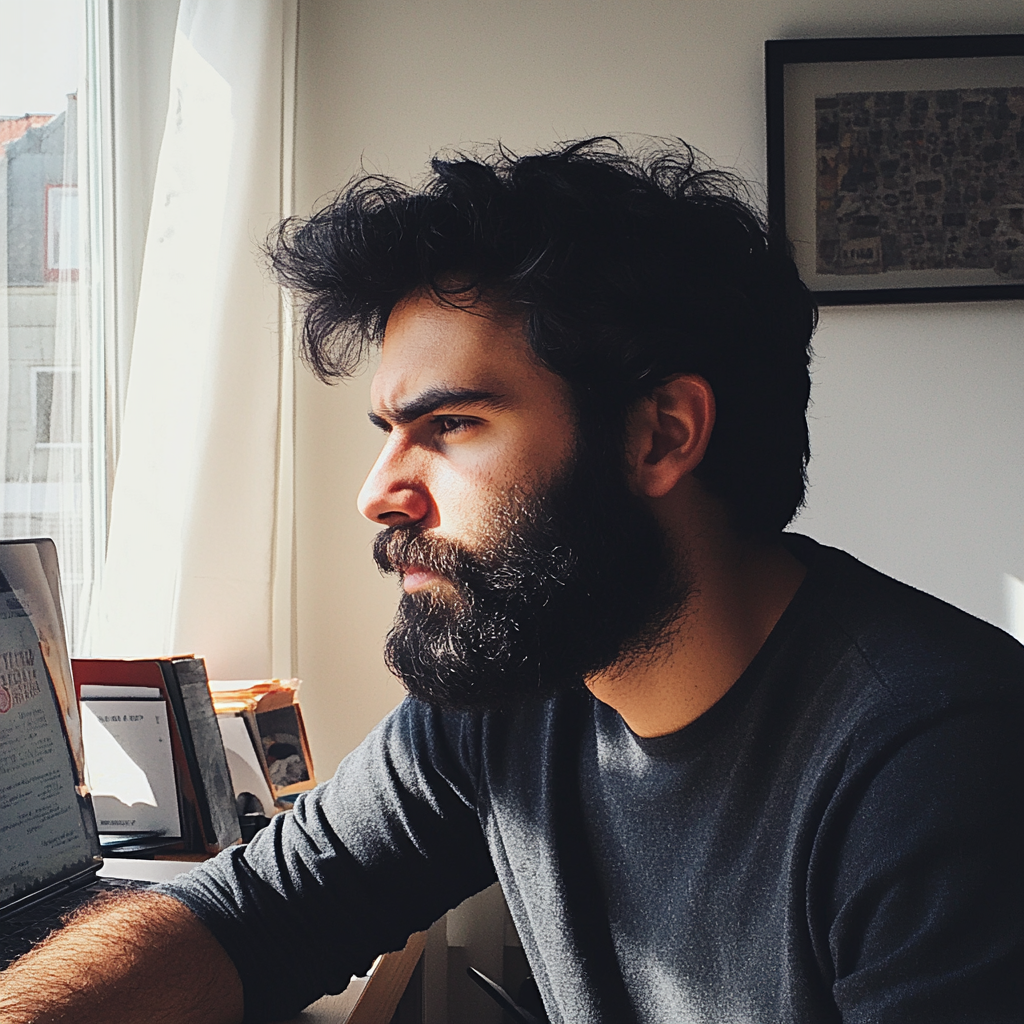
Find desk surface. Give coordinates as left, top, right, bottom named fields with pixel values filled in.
left=97, top=857, right=201, bottom=884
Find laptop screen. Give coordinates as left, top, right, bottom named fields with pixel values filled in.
left=0, top=540, right=97, bottom=909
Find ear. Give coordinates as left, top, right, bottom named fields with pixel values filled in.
left=627, top=375, right=716, bottom=499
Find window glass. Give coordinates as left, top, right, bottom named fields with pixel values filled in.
left=1, top=0, right=91, bottom=649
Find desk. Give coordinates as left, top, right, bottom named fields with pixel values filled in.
left=97, top=857, right=202, bottom=884
left=97, top=859, right=425, bottom=1024
left=278, top=933, right=426, bottom=1024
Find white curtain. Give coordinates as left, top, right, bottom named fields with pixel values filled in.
left=88, top=0, right=297, bottom=680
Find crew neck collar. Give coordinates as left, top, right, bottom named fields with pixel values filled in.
left=622, top=533, right=832, bottom=759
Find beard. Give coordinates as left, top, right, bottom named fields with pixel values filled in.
left=373, top=437, right=690, bottom=711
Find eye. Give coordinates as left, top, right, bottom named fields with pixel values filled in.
left=434, top=415, right=477, bottom=437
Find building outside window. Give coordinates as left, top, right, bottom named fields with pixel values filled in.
left=1, top=0, right=101, bottom=652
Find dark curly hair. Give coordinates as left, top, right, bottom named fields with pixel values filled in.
left=267, top=138, right=817, bottom=535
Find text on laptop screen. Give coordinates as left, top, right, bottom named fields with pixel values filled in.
left=0, top=580, right=94, bottom=906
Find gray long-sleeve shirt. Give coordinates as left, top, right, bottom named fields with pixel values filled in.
left=162, top=536, right=1023, bottom=1022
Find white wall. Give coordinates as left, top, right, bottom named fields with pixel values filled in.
left=798, top=301, right=1024, bottom=627
left=293, top=0, right=1024, bottom=776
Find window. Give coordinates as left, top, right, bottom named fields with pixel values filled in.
left=34, top=367, right=82, bottom=447
left=1, top=0, right=108, bottom=653
left=5, top=0, right=294, bottom=674
left=45, top=185, right=80, bottom=278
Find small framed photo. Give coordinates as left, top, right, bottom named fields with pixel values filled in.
left=766, top=35, right=1024, bottom=304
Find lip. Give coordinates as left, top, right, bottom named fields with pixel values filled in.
left=401, top=565, right=440, bottom=593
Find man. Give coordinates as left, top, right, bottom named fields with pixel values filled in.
left=1, top=139, right=1020, bottom=1023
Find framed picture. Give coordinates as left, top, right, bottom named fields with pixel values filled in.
left=766, top=35, right=1024, bottom=304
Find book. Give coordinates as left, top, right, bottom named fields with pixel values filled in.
left=72, top=657, right=242, bottom=854
left=79, top=686, right=180, bottom=839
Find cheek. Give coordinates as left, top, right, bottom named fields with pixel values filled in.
left=431, top=462, right=533, bottom=549
left=428, top=463, right=502, bottom=541
left=522, top=430, right=574, bottom=480
left=523, top=391, right=578, bottom=482
left=431, top=411, right=575, bottom=538
left=485, top=410, right=576, bottom=493
left=434, top=433, right=519, bottom=498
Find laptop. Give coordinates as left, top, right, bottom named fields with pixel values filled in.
left=0, top=538, right=152, bottom=968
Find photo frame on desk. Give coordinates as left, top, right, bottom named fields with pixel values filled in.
left=766, top=35, right=1024, bottom=305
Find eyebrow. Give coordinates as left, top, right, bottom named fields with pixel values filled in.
left=367, top=386, right=511, bottom=430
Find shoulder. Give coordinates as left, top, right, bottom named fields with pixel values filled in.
left=375, top=692, right=582, bottom=785
left=785, top=534, right=1024, bottom=716
left=378, top=691, right=595, bottom=812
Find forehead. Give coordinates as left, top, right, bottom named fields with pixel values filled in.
left=371, top=292, right=566, bottom=410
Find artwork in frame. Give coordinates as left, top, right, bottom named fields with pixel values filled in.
left=766, top=35, right=1024, bottom=305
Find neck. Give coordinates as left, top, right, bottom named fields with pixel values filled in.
left=586, top=523, right=807, bottom=738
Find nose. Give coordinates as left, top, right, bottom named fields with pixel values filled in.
left=357, top=438, right=431, bottom=525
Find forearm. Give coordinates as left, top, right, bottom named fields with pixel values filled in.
left=0, top=890, right=244, bottom=1024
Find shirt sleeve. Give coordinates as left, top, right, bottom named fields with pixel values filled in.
left=157, top=698, right=498, bottom=1023
left=818, top=694, right=1023, bottom=1023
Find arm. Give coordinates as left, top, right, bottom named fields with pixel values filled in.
left=0, top=890, right=243, bottom=1024
left=819, top=698, right=1022, bottom=1022
left=1, top=700, right=491, bottom=1024
left=156, top=700, right=496, bottom=1021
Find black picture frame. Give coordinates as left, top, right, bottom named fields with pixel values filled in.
left=766, top=35, right=1024, bottom=305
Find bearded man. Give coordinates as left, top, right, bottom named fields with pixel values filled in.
left=1, top=139, right=1020, bottom=1024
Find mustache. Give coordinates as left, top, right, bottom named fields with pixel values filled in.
left=372, top=525, right=476, bottom=582
left=372, top=516, right=577, bottom=600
